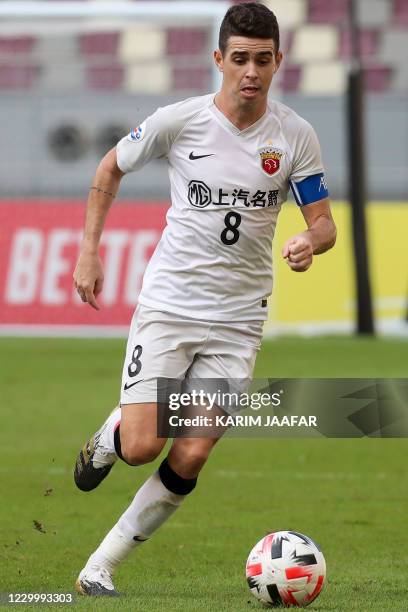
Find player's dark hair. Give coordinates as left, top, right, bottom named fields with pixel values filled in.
left=219, top=2, right=280, bottom=56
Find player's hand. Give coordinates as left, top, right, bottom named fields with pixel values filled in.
left=282, top=233, right=313, bottom=272
left=73, top=251, right=104, bottom=310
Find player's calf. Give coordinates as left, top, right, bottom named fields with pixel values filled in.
left=119, top=435, right=165, bottom=466
left=168, top=436, right=221, bottom=479
left=118, top=401, right=167, bottom=465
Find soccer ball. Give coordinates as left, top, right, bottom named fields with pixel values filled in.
left=246, top=531, right=326, bottom=607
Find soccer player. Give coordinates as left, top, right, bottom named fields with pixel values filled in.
left=73, top=2, right=336, bottom=596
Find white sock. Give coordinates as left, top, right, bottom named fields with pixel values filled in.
left=87, top=524, right=136, bottom=575
left=92, top=406, right=121, bottom=468
left=87, top=471, right=186, bottom=573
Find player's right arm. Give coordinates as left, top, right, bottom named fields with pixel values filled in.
left=73, top=147, right=124, bottom=310
left=74, top=98, right=202, bottom=308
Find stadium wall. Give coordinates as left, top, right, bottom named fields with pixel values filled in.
left=1, top=93, right=407, bottom=200
left=0, top=200, right=406, bottom=337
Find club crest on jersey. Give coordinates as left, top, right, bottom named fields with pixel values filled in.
left=259, top=147, right=284, bottom=176
left=129, top=121, right=146, bottom=143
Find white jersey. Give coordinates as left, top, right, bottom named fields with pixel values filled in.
left=116, top=93, right=325, bottom=322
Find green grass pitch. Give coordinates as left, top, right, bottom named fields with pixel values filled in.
left=0, top=336, right=407, bottom=611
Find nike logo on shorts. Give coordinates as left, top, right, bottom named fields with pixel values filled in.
left=189, top=151, right=214, bottom=160
left=123, top=380, right=143, bottom=391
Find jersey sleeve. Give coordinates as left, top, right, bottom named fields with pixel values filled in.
left=288, top=119, right=329, bottom=205
left=289, top=120, right=324, bottom=183
left=116, top=106, right=177, bottom=173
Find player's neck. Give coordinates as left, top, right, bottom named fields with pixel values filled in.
left=214, top=92, right=267, bottom=131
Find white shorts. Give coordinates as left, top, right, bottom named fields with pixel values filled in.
left=120, top=305, right=264, bottom=405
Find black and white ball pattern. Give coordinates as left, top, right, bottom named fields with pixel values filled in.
left=246, top=531, right=326, bottom=607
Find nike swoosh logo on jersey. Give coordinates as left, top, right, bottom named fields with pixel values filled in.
left=189, top=152, right=215, bottom=160
left=123, top=380, right=144, bottom=391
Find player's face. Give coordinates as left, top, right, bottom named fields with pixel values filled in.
left=215, top=36, right=282, bottom=106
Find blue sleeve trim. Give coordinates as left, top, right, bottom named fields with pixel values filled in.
left=290, top=173, right=329, bottom=207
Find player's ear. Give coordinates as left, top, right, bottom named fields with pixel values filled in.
left=274, top=51, right=283, bottom=73
left=214, top=49, right=223, bottom=72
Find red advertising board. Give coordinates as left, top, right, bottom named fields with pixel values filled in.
left=0, top=200, right=168, bottom=333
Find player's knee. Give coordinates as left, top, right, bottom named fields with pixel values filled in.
left=121, top=438, right=163, bottom=466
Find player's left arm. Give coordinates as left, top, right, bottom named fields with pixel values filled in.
left=282, top=197, right=336, bottom=272
left=283, top=117, right=336, bottom=272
